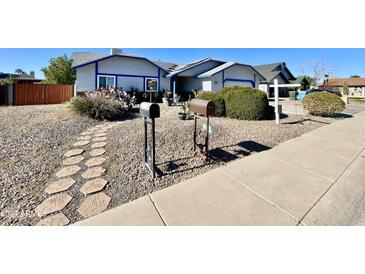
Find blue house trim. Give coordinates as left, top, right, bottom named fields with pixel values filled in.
left=96, top=72, right=159, bottom=91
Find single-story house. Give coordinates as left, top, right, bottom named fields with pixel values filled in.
left=289, top=76, right=310, bottom=91
left=71, top=50, right=267, bottom=101
left=254, top=62, right=297, bottom=96
left=324, top=77, right=365, bottom=96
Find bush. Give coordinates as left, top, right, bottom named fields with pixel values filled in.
left=71, top=96, right=127, bottom=120
left=303, top=92, right=345, bottom=116
left=224, top=87, right=269, bottom=120
left=220, top=86, right=244, bottom=99
left=196, top=92, right=226, bottom=117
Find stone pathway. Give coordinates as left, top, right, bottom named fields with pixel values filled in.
left=35, top=123, right=116, bottom=226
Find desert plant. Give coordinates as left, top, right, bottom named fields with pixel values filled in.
left=224, top=87, right=269, bottom=120
left=197, top=92, right=225, bottom=117
left=303, top=92, right=345, bottom=116
left=70, top=95, right=127, bottom=120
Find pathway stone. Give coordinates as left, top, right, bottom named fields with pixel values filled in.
left=78, top=136, right=91, bottom=141
left=81, top=131, right=92, bottom=136
left=56, top=165, right=81, bottom=178
left=94, top=133, right=107, bottom=137
left=93, top=137, right=107, bottom=142
left=64, top=149, right=84, bottom=157
left=73, top=140, right=90, bottom=147
left=81, top=166, right=106, bottom=179
left=63, top=155, right=84, bottom=166
left=35, top=193, right=72, bottom=217
left=78, top=192, right=111, bottom=218
left=36, top=213, right=70, bottom=226
left=85, top=156, right=106, bottom=167
left=80, top=178, right=108, bottom=195
left=45, top=178, right=76, bottom=194
left=91, top=142, right=107, bottom=148
left=90, top=148, right=106, bottom=157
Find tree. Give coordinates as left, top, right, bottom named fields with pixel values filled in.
left=41, top=54, right=76, bottom=84
left=29, top=71, right=35, bottom=78
left=350, top=75, right=360, bottom=78
left=14, top=68, right=25, bottom=75
left=343, top=81, right=349, bottom=95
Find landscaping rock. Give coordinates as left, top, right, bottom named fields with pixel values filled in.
left=36, top=213, right=70, bottom=226
left=63, top=155, right=84, bottom=166
left=35, top=193, right=72, bottom=217
left=80, top=178, right=108, bottom=195
left=81, top=166, right=106, bottom=179
left=64, top=149, right=84, bottom=157
left=94, top=133, right=107, bottom=137
left=92, top=137, right=107, bottom=142
left=55, top=165, right=81, bottom=178
left=72, top=140, right=90, bottom=147
left=91, top=142, right=107, bottom=148
left=45, top=178, right=76, bottom=194
left=78, top=192, right=111, bottom=218
left=85, top=156, right=106, bottom=167
left=89, top=148, right=106, bottom=157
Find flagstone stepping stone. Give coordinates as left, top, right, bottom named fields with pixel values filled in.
left=94, top=132, right=107, bottom=137
left=81, top=131, right=91, bottom=136
left=89, top=148, right=106, bottom=157
left=73, top=140, right=90, bottom=147
left=63, top=155, right=84, bottom=166
left=35, top=193, right=72, bottom=217
left=80, top=178, right=108, bottom=195
left=64, top=149, right=84, bottom=157
left=78, top=136, right=91, bottom=141
left=56, top=165, right=81, bottom=178
left=91, top=142, right=107, bottom=148
left=93, top=137, right=107, bottom=142
left=77, top=192, right=111, bottom=218
left=81, top=166, right=106, bottom=179
left=36, top=213, right=70, bottom=226
left=45, top=178, right=76, bottom=194
left=85, top=156, right=106, bottom=167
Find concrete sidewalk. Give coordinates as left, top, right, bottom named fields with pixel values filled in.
left=75, top=110, right=365, bottom=226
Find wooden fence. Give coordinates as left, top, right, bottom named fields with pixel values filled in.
left=14, top=83, right=73, bottom=105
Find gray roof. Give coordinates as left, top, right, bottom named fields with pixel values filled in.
left=153, top=60, right=178, bottom=73
left=254, top=62, right=295, bottom=82
left=166, top=57, right=214, bottom=77
left=71, top=52, right=107, bottom=67
left=197, top=61, right=236, bottom=78
left=290, top=76, right=309, bottom=85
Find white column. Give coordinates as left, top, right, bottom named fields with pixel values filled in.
left=274, top=79, right=280, bottom=125
left=172, top=77, right=176, bottom=104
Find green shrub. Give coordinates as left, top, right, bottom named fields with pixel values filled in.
left=224, top=87, right=269, bottom=120
left=70, top=96, right=127, bottom=120
left=303, top=92, right=345, bottom=116
left=196, top=92, right=226, bottom=117
left=220, top=86, right=247, bottom=99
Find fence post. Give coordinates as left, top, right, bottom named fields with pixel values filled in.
left=274, top=79, right=280, bottom=125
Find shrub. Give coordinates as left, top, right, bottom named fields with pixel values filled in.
left=220, top=86, right=245, bottom=99
left=196, top=92, right=226, bottom=117
left=224, top=87, right=269, bottom=120
left=71, top=96, right=127, bottom=120
left=303, top=92, right=345, bottom=116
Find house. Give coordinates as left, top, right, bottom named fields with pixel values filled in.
left=0, top=72, right=42, bottom=84
left=71, top=50, right=266, bottom=101
left=254, top=62, right=297, bottom=96
left=289, top=76, right=310, bottom=91
left=324, top=77, right=365, bottom=96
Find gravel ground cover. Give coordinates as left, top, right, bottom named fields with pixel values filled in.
left=1, top=103, right=355, bottom=225
left=0, top=104, right=99, bottom=225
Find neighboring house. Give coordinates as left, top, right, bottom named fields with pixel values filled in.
left=289, top=76, right=310, bottom=91
left=254, top=62, right=297, bottom=96
left=324, top=77, right=365, bottom=96
left=0, top=72, right=41, bottom=84
left=71, top=51, right=266, bottom=100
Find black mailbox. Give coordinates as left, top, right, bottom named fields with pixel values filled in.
left=189, top=99, right=215, bottom=117
left=140, top=102, right=160, bottom=118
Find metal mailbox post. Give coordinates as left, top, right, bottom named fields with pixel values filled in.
left=140, top=102, right=160, bottom=178
left=189, top=99, right=215, bottom=159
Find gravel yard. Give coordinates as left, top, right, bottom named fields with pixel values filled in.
left=0, top=104, right=340, bottom=225
left=0, top=104, right=99, bottom=225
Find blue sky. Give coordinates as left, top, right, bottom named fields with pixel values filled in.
left=0, top=48, right=364, bottom=79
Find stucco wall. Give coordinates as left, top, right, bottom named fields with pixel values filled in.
left=211, top=73, right=223, bottom=92
left=76, top=63, right=96, bottom=91
left=98, top=56, right=158, bottom=76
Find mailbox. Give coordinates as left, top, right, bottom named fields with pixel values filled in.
left=189, top=99, right=215, bottom=117
left=140, top=102, right=160, bottom=119
left=189, top=99, right=215, bottom=159
left=140, top=102, right=160, bottom=179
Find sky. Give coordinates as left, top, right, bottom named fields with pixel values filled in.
left=0, top=48, right=364, bottom=79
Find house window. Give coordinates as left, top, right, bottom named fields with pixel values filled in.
left=98, top=75, right=115, bottom=89
left=145, top=78, right=158, bottom=92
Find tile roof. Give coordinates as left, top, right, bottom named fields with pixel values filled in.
left=326, top=77, right=365, bottom=87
